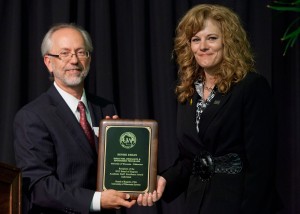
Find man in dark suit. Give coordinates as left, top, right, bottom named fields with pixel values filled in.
left=13, top=23, right=136, bottom=213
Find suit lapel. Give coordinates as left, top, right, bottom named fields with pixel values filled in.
left=87, top=100, right=102, bottom=127
left=180, top=93, right=206, bottom=149
left=47, top=86, right=97, bottom=158
left=197, top=90, right=232, bottom=139
left=87, top=100, right=102, bottom=153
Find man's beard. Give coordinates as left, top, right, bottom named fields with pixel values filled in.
left=52, top=63, right=90, bottom=86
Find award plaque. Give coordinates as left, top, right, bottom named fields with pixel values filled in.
left=97, top=119, right=158, bottom=199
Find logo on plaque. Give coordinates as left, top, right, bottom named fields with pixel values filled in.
left=120, top=132, right=137, bottom=149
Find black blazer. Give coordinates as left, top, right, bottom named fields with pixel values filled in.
left=14, top=85, right=117, bottom=214
left=162, top=72, right=277, bottom=214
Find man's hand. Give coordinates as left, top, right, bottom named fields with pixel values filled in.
left=137, top=175, right=166, bottom=206
left=101, top=189, right=136, bottom=209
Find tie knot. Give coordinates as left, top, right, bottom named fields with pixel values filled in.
left=77, top=101, right=86, bottom=112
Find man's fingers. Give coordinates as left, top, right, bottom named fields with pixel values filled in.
left=105, top=115, right=119, bottom=119
left=122, top=199, right=136, bottom=208
left=101, top=190, right=136, bottom=209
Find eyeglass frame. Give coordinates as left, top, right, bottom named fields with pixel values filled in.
left=46, top=50, right=90, bottom=61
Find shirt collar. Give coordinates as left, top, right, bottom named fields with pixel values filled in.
left=54, top=82, right=89, bottom=114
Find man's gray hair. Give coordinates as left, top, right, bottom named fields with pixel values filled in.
left=41, top=23, right=93, bottom=56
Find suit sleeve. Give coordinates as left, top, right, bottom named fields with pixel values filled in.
left=241, top=74, right=276, bottom=213
left=14, top=109, right=94, bottom=214
left=160, top=100, right=195, bottom=203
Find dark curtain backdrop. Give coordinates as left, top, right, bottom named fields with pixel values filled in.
left=0, top=0, right=299, bottom=213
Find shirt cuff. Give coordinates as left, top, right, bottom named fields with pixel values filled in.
left=90, top=191, right=101, bottom=211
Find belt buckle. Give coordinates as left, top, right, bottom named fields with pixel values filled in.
left=192, top=151, right=214, bottom=181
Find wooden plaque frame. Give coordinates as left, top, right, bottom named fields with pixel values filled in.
left=97, top=119, right=158, bottom=199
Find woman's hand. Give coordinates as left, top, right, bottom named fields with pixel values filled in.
left=137, top=175, right=166, bottom=206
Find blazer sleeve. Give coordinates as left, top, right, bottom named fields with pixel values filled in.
left=14, top=108, right=94, bottom=214
left=160, top=141, right=193, bottom=202
left=241, top=74, right=277, bottom=213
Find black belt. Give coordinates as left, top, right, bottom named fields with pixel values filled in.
left=192, top=152, right=243, bottom=181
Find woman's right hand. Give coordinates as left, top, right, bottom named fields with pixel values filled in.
left=137, top=175, right=166, bottom=206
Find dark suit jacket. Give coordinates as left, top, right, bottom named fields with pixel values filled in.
left=162, top=72, right=278, bottom=214
left=14, top=85, right=117, bottom=214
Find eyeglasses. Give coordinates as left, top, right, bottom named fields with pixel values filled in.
left=47, top=50, right=90, bottom=61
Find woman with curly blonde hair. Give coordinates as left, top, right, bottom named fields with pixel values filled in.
left=138, top=4, right=278, bottom=214
left=174, top=4, right=255, bottom=103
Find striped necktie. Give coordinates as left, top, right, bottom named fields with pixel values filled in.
left=77, top=101, right=96, bottom=150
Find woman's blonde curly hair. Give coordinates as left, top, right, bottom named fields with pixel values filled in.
left=174, top=4, right=255, bottom=103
